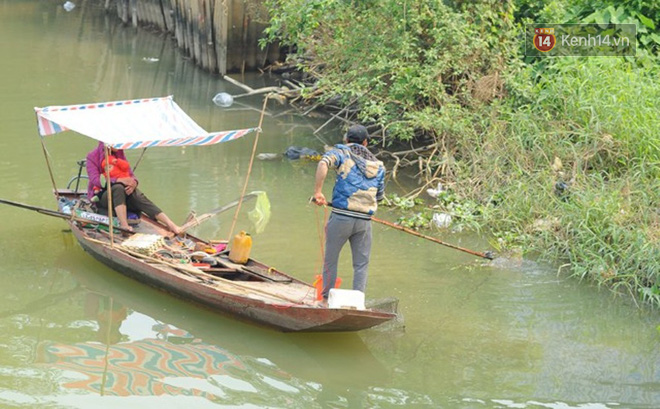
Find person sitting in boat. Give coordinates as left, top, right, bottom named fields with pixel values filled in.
left=101, top=154, right=132, bottom=180
left=86, top=142, right=182, bottom=235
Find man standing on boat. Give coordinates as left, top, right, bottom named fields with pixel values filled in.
left=312, top=125, right=386, bottom=303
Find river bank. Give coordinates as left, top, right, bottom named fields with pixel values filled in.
left=257, top=0, right=660, bottom=308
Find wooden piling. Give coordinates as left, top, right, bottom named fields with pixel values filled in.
left=100, top=0, right=280, bottom=75
left=213, top=0, right=228, bottom=75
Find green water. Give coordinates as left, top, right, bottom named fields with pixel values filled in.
left=0, top=1, right=658, bottom=408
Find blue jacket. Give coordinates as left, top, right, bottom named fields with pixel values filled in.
left=321, top=144, right=385, bottom=219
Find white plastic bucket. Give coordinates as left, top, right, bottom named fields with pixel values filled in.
left=328, top=289, right=365, bottom=310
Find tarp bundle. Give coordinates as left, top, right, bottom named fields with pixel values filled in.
left=35, top=96, right=257, bottom=149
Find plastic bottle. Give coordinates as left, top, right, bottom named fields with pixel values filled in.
left=212, top=92, right=234, bottom=108
left=228, top=231, right=252, bottom=264
left=59, top=197, right=71, bottom=214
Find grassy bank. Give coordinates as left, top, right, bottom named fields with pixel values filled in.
left=461, top=57, right=660, bottom=305
left=262, top=0, right=660, bottom=306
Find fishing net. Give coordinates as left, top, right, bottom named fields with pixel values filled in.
left=247, top=192, right=271, bottom=234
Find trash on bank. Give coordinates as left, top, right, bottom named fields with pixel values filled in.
left=431, top=212, right=452, bottom=229
left=426, top=182, right=444, bottom=198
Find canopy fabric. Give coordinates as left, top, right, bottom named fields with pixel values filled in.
left=34, top=96, right=257, bottom=149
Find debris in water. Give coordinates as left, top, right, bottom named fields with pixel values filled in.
left=212, top=92, right=234, bottom=108
left=257, top=153, right=280, bottom=161
left=431, top=212, right=452, bottom=229
left=63, top=1, right=75, bottom=11
left=142, top=57, right=159, bottom=63
left=426, top=182, right=444, bottom=198
left=283, top=146, right=320, bottom=160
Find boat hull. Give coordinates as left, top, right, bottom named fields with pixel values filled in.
left=71, top=222, right=396, bottom=332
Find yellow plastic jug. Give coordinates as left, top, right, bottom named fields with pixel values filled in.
left=229, top=231, right=252, bottom=264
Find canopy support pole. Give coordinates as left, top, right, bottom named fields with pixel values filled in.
left=104, top=146, right=115, bottom=247
left=132, top=147, right=148, bottom=172
left=39, top=137, right=59, bottom=199
left=228, top=94, right=270, bottom=240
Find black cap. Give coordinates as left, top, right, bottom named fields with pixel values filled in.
left=345, top=125, right=369, bottom=143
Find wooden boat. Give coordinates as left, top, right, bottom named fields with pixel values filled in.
left=54, top=188, right=397, bottom=332
left=27, top=96, right=397, bottom=332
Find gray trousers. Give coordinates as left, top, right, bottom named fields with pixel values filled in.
left=322, top=212, right=372, bottom=298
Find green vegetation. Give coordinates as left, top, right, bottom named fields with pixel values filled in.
left=262, top=0, right=660, bottom=307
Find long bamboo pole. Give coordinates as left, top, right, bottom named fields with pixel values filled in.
left=0, top=197, right=134, bottom=233
left=371, top=216, right=494, bottom=260
left=314, top=199, right=494, bottom=260
left=179, top=192, right=260, bottom=234
left=227, top=94, right=269, bottom=240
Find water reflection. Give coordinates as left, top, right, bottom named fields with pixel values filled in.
left=36, top=308, right=245, bottom=399
left=8, top=247, right=405, bottom=408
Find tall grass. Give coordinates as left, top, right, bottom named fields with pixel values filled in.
left=454, top=57, right=660, bottom=306
left=262, top=0, right=660, bottom=306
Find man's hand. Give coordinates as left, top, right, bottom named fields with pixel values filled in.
left=313, top=161, right=329, bottom=206
left=118, top=177, right=137, bottom=195
left=313, top=192, right=327, bottom=206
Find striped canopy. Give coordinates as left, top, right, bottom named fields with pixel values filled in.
left=34, top=96, right=257, bottom=149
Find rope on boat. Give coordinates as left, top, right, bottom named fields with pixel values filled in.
left=314, top=204, right=329, bottom=276
left=185, top=211, right=201, bottom=229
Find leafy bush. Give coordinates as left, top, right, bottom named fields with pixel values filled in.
left=264, top=0, right=519, bottom=143
left=262, top=0, right=660, bottom=307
